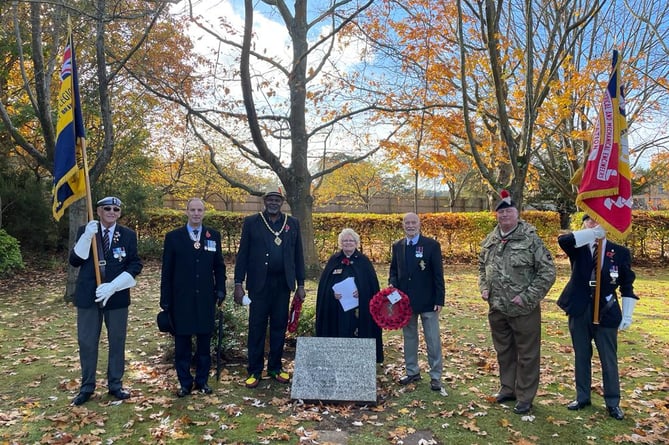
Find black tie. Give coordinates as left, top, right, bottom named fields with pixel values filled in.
left=405, top=240, right=414, bottom=266
left=193, top=229, right=199, bottom=238
left=103, top=228, right=111, bottom=258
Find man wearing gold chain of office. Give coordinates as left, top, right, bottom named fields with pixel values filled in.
left=233, top=188, right=306, bottom=388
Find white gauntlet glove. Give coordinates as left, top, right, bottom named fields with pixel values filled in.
left=572, top=226, right=606, bottom=248
left=73, top=221, right=99, bottom=260
left=95, top=272, right=137, bottom=307
left=618, top=297, right=637, bottom=330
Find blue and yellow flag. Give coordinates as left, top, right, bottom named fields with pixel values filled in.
left=52, top=30, right=86, bottom=221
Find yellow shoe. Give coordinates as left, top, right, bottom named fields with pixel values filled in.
left=268, top=370, right=290, bottom=384
left=245, top=375, right=260, bottom=388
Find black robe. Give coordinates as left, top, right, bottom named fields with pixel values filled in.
left=315, top=249, right=384, bottom=363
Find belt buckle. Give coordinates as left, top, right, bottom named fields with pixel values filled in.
left=588, top=280, right=597, bottom=287
left=99, top=260, right=107, bottom=266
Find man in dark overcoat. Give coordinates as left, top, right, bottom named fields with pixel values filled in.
left=557, top=214, right=638, bottom=420
left=69, top=196, right=143, bottom=406
left=160, top=198, right=226, bottom=397
left=389, top=212, right=445, bottom=391
left=233, top=188, right=306, bottom=388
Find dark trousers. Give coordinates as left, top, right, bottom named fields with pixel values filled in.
left=247, top=273, right=290, bottom=376
left=488, top=305, right=541, bottom=403
left=77, top=305, right=128, bottom=393
left=568, top=305, right=620, bottom=407
left=175, top=333, right=212, bottom=389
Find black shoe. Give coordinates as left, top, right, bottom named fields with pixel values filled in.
left=108, top=388, right=130, bottom=400
left=513, top=401, right=532, bottom=414
left=430, top=379, right=442, bottom=391
left=176, top=386, right=191, bottom=398
left=494, top=393, right=517, bottom=404
left=567, top=400, right=591, bottom=410
left=72, top=391, right=93, bottom=406
left=399, top=374, right=421, bottom=385
left=607, top=405, right=624, bottom=420
left=194, top=383, right=213, bottom=394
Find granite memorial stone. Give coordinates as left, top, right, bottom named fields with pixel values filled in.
left=290, top=337, right=377, bottom=403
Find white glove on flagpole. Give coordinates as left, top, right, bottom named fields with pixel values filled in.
left=95, top=272, right=137, bottom=307
left=618, top=297, right=637, bottom=330
left=572, top=226, right=606, bottom=248
left=73, top=221, right=99, bottom=260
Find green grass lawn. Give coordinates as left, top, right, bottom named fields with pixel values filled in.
left=0, top=259, right=667, bottom=444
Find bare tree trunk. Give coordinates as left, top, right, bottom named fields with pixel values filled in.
left=286, top=191, right=319, bottom=279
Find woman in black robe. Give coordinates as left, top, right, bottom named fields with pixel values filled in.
left=315, top=228, right=384, bottom=363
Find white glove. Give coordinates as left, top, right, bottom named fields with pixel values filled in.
left=572, top=227, right=606, bottom=248
left=73, top=221, right=99, bottom=259
left=618, top=296, right=637, bottom=330
left=95, top=271, right=137, bottom=307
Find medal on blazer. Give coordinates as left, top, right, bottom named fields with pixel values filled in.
left=259, top=212, right=287, bottom=246
left=190, top=229, right=201, bottom=249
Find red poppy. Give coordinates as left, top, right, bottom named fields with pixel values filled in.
left=369, top=287, right=412, bottom=330
left=342, top=258, right=350, bottom=265
left=284, top=225, right=290, bottom=232
left=206, top=230, right=211, bottom=238
left=606, top=250, right=615, bottom=258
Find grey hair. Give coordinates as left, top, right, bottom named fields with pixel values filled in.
left=338, top=228, right=361, bottom=249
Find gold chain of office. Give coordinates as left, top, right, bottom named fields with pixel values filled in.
left=259, top=212, right=288, bottom=246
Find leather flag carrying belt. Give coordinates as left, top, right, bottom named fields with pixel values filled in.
left=95, top=232, right=107, bottom=281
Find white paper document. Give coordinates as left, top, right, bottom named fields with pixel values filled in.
left=332, top=276, right=359, bottom=312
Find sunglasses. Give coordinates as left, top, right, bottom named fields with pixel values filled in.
left=103, top=206, right=121, bottom=212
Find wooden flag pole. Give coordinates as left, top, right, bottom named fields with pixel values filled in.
left=592, top=237, right=603, bottom=324
left=81, top=136, right=102, bottom=286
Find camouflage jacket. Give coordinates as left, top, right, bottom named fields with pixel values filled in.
left=478, top=220, right=556, bottom=317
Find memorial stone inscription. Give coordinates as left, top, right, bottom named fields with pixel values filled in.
left=290, top=337, right=377, bottom=403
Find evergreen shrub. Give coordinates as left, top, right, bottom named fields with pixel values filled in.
left=0, top=229, right=24, bottom=275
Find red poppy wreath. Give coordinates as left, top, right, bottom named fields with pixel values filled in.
left=287, top=296, right=303, bottom=333
left=369, top=287, right=412, bottom=330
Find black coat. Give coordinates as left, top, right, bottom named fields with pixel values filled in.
left=557, top=234, right=636, bottom=328
left=234, top=212, right=305, bottom=292
left=315, top=249, right=383, bottom=362
left=160, top=225, right=226, bottom=335
left=69, top=223, right=143, bottom=310
left=389, top=235, right=445, bottom=313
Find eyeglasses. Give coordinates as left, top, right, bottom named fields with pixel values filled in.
left=341, top=239, right=356, bottom=243
left=103, top=206, right=121, bottom=212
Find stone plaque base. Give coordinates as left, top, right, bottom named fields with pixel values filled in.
left=290, top=337, right=377, bottom=403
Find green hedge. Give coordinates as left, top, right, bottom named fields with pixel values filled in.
left=136, top=210, right=669, bottom=265
left=137, top=210, right=561, bottom=263
left=0, top=229, right=24, bottom=275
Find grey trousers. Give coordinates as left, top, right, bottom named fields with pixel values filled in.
left=77, top=305, right=128, bottom=393
left=402, top=310, right=443, bottom=380
left=568, top=306, right=620, bottom=407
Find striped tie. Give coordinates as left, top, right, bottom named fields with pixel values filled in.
left=103, top=228, right=111, bottom=258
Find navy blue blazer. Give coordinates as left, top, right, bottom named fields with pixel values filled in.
left=160, top=225, right=226, bottom=335
left=234, top=212, right=305, bottom=293
left=389, top=235, right=445, bottom=313
left=69, top=223, right=143, bottom=310
left=557, top=234, right=636, bottom=328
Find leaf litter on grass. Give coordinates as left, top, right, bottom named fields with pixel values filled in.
left=0, top=260, right=668, bottom=444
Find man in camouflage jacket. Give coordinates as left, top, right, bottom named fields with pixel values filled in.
left=478, top=192, right=556, bottom=415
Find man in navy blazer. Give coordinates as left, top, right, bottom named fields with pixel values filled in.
left=389, top=213, right=445, bottom=392
left=558, top=214, right=638, bottom=420
left=160, top=198, right=226, bottom=397
left=69, top=196, right=143, bottom=406
left=233, top=188, right=306, bottom=388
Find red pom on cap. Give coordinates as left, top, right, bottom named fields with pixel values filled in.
left=495, top=189, right=514, bottom=211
